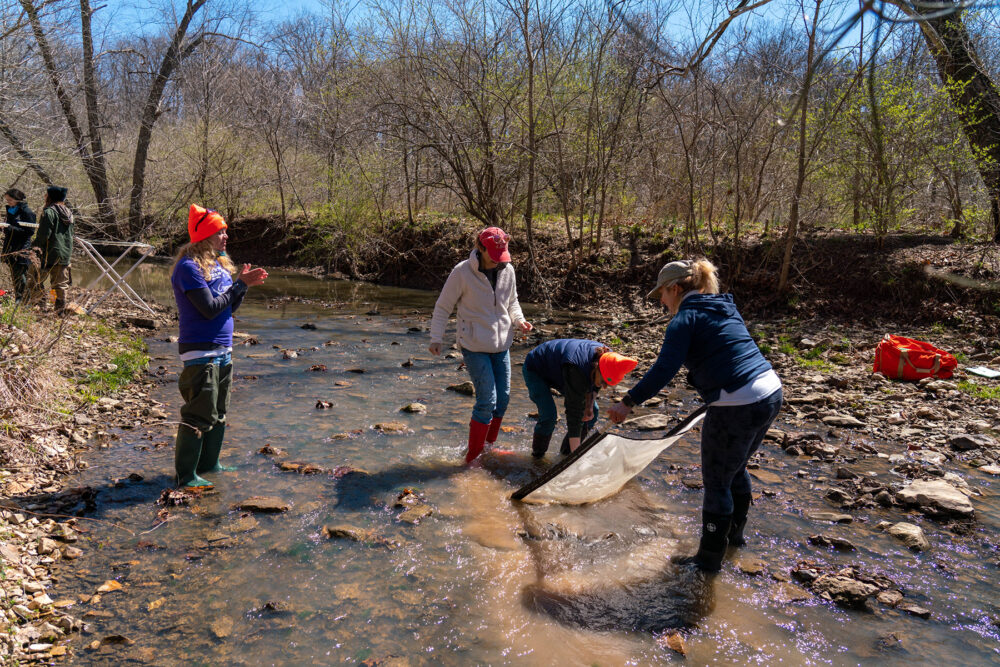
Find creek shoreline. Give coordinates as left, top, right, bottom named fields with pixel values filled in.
left=0, top=292, right=174, bottom=663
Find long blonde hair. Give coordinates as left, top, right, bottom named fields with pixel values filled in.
left=676, top=258, right=720, bottom=294
left=173, top=239, right=235, bottom=280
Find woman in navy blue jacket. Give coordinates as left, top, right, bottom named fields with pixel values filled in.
left=609, top=259, right=782, bottom=572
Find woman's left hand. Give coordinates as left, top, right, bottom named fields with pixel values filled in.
left=238, top=264, right=269, bottom=287
left=607, top=401, right=632, bottom=424
left=519, top=320, right=533, bottom=333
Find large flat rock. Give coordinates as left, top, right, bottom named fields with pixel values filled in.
left=896, top=480, right=973, bottom=518
left=234, top=496, right=291, bottom=513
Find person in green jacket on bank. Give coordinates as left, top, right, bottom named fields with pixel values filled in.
left=30, top=186, right=74, bottom=313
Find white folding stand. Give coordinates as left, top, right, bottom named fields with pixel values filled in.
left=75, top=238, right=156, bottom=315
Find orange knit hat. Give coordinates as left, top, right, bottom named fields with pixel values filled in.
left=598, top=351, right=638, bottom=386
left=188, top=204, right=227, bottom=244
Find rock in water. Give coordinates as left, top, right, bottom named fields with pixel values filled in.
left=896, top=479, right=974, bottom=517
left=821, top=414, right=865, bottom=428
left=446, top=381, right=475, bottom=396
left=210, top=617, right=234, bottom=639
left=811, top=575, right=878, bottom=609
left=322, top=525, right=370, bottom=541
left=234, top=496, right=291, bottom=513
left=373, top=422, right=411, bottom=435
left=624, top=414, right=672, bottom=431
left=948, top=433, right=996, bottom=451
left=886, top=522, right=930, bottom=551
left=806, top=511, right=854, bottom=523
left=400, top=403, right=427, bottom=414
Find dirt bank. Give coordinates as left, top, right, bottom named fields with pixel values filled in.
left=217, top=216, right=1000, bottom=329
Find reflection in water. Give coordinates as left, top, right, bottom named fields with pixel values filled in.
left=52, top=261, right=1000, bottom=665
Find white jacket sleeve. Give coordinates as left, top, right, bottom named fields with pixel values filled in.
left=429, top=266, right=463, bottom=343
left=506, top=266, right=525, bottom=326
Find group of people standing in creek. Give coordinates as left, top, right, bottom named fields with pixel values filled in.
left=170, top=214, right=782, bottom=573
left=3, top=185, right=76, bottom=312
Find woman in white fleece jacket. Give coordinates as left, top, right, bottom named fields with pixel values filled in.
left=429, top=227, right=533, bottom=464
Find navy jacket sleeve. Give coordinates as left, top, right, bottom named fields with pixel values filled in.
left=184, top=280, right=248, bottom=320
left=561, top=363, right=592, bottom=438
left=625, top=311, right=694, bottom=405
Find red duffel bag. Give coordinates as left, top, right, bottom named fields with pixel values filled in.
left=873, top=334, right=957, bottom=381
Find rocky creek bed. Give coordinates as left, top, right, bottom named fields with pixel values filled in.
left=1, top=271, right=999, bottom=664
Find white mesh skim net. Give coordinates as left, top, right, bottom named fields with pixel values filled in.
left=515, top=409, right=706, bottom=505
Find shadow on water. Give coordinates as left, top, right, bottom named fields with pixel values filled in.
left=332, top=462, right=466, bottom=510
left=522, top=568, right=714, bottom=633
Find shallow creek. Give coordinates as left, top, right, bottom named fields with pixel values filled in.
left=56, top=264, right=1000, bottom=665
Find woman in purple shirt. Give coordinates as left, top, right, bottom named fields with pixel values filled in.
left=170, top=205, right=267, bottom=488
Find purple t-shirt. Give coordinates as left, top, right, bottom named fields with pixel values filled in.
left=171, top=257, right=234, bottom=347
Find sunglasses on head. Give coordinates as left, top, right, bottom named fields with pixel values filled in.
left=194, top=209, right=217, bottom=232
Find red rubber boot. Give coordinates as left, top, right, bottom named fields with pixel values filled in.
left=484, top=417, right=513, bottom=456
left=466, top=419, right=490, bottom=464
left=485, top=417, right=503, bottom=444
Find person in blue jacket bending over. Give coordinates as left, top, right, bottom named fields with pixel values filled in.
left=608, top=258, right=782, bottom=572
left=523, top=339, right=636, bottom=457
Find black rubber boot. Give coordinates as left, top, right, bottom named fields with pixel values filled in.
left=531, top=433, right=552, bottom=458
left=728, top=493, right=753, bottom=548
left=675, top=512, right=731, bottom=572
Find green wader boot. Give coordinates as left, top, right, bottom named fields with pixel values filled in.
left=197, top=422, right=236, bottom=474
left=174, top=426, right=213, bottom=488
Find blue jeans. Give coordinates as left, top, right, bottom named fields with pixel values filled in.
left=523, top=366, right=598, bottom=437
left=700, top=388, right=783, bottom=515
left=461, top=348, right=510, bottom=425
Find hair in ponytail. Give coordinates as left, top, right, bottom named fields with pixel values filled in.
left=676, top=258, right=719, bottom=294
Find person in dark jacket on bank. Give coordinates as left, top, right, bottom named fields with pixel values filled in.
left=608, top=259, right=782, bottom=572
left=2, top=188, right=36, bottom=302
left=524, top=339, right=636, bottom=457
left=29, top=186, right=74, bottom=312
left=170, top=204, right=268, bottom=488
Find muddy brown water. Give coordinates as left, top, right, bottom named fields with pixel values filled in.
left=52, top=263, right=1000, bottom=664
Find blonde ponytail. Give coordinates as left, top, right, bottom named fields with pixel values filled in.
left=676, top=258, right=719, bottom=294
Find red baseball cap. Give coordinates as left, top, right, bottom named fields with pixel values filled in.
left=478, top=227, right=511, bottom=263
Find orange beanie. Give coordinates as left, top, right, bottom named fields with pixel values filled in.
left=598, top=352, right=638, bottom=386
left=188, top=204, right=227, bottom=244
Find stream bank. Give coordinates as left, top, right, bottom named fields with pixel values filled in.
left=0, top=292, right=173, bottom=664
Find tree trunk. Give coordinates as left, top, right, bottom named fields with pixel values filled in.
left=79, top=0, right=114, bottom=230
left=778, top=0, right=822, bottom=292
left=906, top=0, right=1000, bottom=240
left=128, top=0, right=208, bottom=235
left=22, top=0, right=114, bottom=227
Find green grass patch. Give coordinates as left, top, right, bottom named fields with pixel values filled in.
left=795, top=357, right=834, bottom=371
left=957, top=380, right=1000, bottom=401
left=78, top=327, right=148, bottom=401
left=777, top=336, right=796, bottom=356
left=0, top=300, right=32, bottom=329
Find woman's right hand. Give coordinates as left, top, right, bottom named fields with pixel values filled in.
left=238, top=264, right=268, bottom=287
left=608, top=401, right=632, bottom=424
left=428, top=342, right=442, bottom=356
